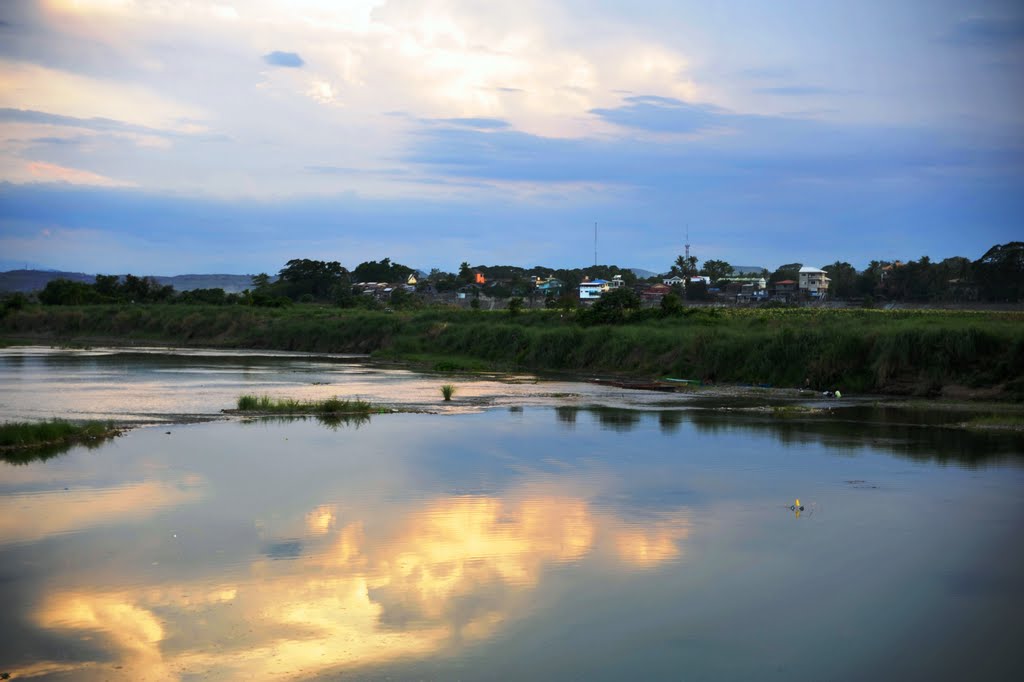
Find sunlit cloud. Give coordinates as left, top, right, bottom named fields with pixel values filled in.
left=0, top=61, right=200, bottom=131
left=17, top=488, right=691, bottom=679
left=0, top=476, right=205, bottom=545
left=20, top=160, right=134, bottom=186
left=0, top=0, right=1020, bottom=271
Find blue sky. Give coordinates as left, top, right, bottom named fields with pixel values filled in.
left=0, top=1, right=1021, bottom=275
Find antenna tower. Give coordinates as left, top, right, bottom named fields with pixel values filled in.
left=594, top=222, right=598, bottom=267
left=685, top=225, right=691, bottom=262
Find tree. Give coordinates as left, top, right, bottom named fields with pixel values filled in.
left=389, top=287, right=418, bottom=309
left=974, top=242, right=1024, bottom=302
left=583, top=287, right=640, bottom=324
left=685, top=279, right=709, bottom=301
left=351, top=258, right=412, bottom=284
left=38, top=278, right=100, bottom=305
left=700, top=259, right=733, bottom=283
left=823, top=261, right=858, bottom=299
left=178, top=288, right=227, bottom=305
left=94, top=274, right=120, bottom=299
left=332, top=283, right=357, bottom=308
left=672, top=255, right=698, bottom=278
left=660, top=292, right=684, bottom=316
left=857, top=261, right=886, bottom=297
left=507, top=297, right=524, bottom=315
left=251, top=273, right=271, bottom=290
left=278, top=259, right=347, bottom=300
left=769, top=263, right=802, bottom=284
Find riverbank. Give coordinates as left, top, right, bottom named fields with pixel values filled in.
left=2, top=304, right=1022, bottom=400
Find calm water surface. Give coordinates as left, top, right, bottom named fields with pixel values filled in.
left=1, top=348, right=1022, bottom=680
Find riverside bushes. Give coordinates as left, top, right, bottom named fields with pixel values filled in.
left=4, top=304, right=1023, bottom=398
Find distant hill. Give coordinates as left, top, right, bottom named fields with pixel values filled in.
left=0, top=270, right=262, bottom=294
left=629, top=268, right=658, bottom=279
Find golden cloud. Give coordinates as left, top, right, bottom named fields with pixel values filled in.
left=17, top=490, right=689, bottom=679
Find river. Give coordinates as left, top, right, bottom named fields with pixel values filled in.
left=1, top=346, right=1022, bottom=680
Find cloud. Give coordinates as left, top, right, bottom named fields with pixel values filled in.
left=753, top=85, right=846, bottom=96
left=739, top=67, right=794, bottom=80
left=429, top=117, right=511, bottom=130
left=589, top=96, right=741, bottom=134
left=0, top=107, right=173, bottom=137
left=262, top=50, right=305, bottom=68
left=942, top=16, right=1024, bottom=47
left=24, top=161, right=135, bottom=187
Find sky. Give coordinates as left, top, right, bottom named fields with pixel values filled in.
left=0, top=0, right=1021, bottom=276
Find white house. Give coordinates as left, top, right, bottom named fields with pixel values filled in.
left=579, top=278, right=609, bottom=301
left=663, top=275, right=685, bottom=286
left=798, top=266, right=831, bottom=297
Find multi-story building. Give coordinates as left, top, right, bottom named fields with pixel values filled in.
left=798, top=267, right=831, bottom=298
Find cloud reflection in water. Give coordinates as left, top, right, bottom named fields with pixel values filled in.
left=26, top=489, right=689, bottom=680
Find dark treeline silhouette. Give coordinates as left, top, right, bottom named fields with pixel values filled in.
left=16, top=242, right=1024, bottom=307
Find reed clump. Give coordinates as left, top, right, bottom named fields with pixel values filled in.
left=235, top=394, right=373, bottom=414
left=0, top=419, right=120, bottom=451
left=440, top=384, right=456, bottom=401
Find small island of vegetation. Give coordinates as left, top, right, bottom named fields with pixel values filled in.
left=0, top=419, right=123, bottom=463
left=232, top=394, right=377, bottom=416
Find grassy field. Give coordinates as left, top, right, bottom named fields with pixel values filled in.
left=3, top=304, right=1022, bottom=399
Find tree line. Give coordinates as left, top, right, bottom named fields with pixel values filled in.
left=14, top=241, right=1023, bottom=308
left=675, top=242, right=1023, bottom=303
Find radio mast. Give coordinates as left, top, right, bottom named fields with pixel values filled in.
left=594, top=222, right=598, bottom=266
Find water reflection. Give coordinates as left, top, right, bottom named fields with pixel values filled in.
left=0, top=437, right=105, bottom=465
left=0, top=476, right=205, bottom=545
left=555, top=405, right=578, bottom=428
left=553, top=405, right=1024, bottom=467
left=18, top=486, right=689, bottom=679
left=241, top=413, right=373, bottom=430
left=685, top=409, right=1024, bottom=466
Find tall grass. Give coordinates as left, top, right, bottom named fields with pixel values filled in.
left=440, top=384, right=456, bottom=401
left=235, top=394, right=373, bottom=414
left=0, top=419, right=120, bottom=463
left=5, top=304, right=1023, bottom=398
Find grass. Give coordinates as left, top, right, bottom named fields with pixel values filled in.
left=440, top=384, right=456, bottom=401
left=771, top=405, right=827, bottom=418
left=5, top=304, right=1023, bottom=399
left=0, top=419, right=118, bottom=447
left=0, top=419, right=121, bottom=463
left=235, top=394, right=374, bottom=414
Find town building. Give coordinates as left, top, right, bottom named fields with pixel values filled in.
left=798, top=267, right=831, bottom=298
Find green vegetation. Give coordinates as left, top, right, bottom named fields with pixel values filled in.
left=441, top=384, right=456, bottom=401
left=3, top=305, right=1023, bottom=399
left=234, top=394, right=374, bottom=414
left=0, top=419, right=121, bottom=463
left=771, top=405, right=828, bottom=418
